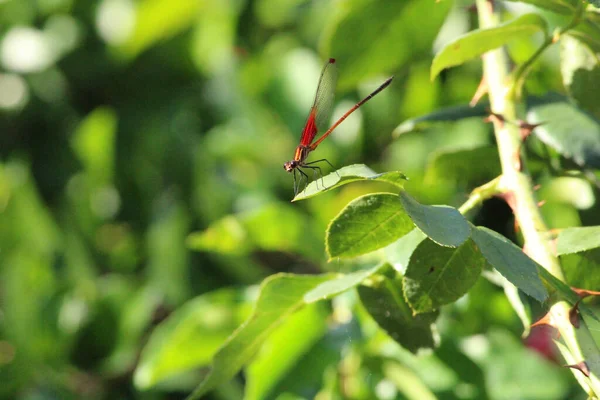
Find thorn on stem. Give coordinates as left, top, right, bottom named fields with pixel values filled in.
left=565, top=361, right=590, bottom=378
left=517, top=120, right=544, bottom=141
left=533, top=184, right=541, bottom=191
left=537, top=199, right=546, bottom=208
left=484, top=111, right=505, bottom=128
left=470, top=76, right=488, bottom=106
left=569, top=301, right=581, bottom=328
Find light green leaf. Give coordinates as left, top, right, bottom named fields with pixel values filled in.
left=561, top=35, right=600, bottom=118
left=431, top=13, right=548, bottom=79
left=399, top=191, right=470, bottom=247
left=527, top=100, right=600, bottom=168
left=566, top=16, right=600, bottom=55
left=471, top=227, right=548, bottom=302
left=322, top=0, right=451, bottom=89
left=504, top=0, right=578, bottom=15
left=326, top=193, right=415, bottom=259
left=556, top=226, right=600, bottom=254
left=403, top=238, right=484, bottom=313
left=133, top=288, right=251, bottom=389
left=245, top=303, right=328, bottom=400
left=359, top=274, right=438, bottom=352
left=186, top=273, right=335, bottom=399
left=304, top=264, right=386, bottom=303
left=292, top=164, right=406, bottom=202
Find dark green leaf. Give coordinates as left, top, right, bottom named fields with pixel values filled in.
left=504, top=0, right=578, bottom=15
left=556, top=226, right=600, bottom=254
left=358, top=274, right=438, bottom=352
left=134, top=289, right=251, bottom=389
left=292, top=164, right=406, bottom=202
left=326, top=193, right=415, bottom=259
left=399, top=191, right=470, bottom=247
left=187, top=273, right=335, bottom=399
left=424, top=146, right=501, bottom=186
left=323, top=0, right=452, bottom=89
left=561, top=35, right=600, bottom=118
left=393, top=103, right=489, bottom=137
left=403, top=238, right=484, bottom=313
left=431, top=13, right=548, bottom=79
left=471, top=227, right=548, bottom=302
left=527, top=100, right=600, bottom=168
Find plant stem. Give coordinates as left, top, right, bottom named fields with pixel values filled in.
left=476, top=0, right=600, bottom=396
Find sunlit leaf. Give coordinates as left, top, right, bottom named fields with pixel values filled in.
left=245, top=303, right=329, bottom=400
left=187, top=273, right=335, bottom=399
left=403, top=238, right=484, bottom=313
left=471, top=227, right=547, bottom=302
left=431, top=13, right=548, bottom=79
left=504, top=0, right=578, bottom=15
left=292, top=164, right=406, bottom=201
left=399, top=191, right=470, bottom=248
left=322, top=0, right=451, bottom=89
left=134, top=288, right=251, bottom=389
left=359, top=273, right=438, bottom=352
left=560, top=35, right=600, bottom=118
left=326, top=193, right=415, bottom=259
left=304, top=264, right=386, bottom=303
left=527, top=100, right=600, bottom=168
left=556, top=226, right=600, bottom=254
left=566, top=16, right=600, bottom=54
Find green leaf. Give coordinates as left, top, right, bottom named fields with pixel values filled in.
left=292, top=164, right=406, bottom=202
left=399, top=191, right=470, bottom=248
left=424, top=146, right=501, bottom=187
left=527, top=100, right=600, bottom=168
left=117, top=0, right=204, bottom=57
left=556, top=226, right=600, bottom=254
left=359, top=274, right=438, bottom=352
left=245, top=303, right=328, bottom=400
left=561, top=35, right=600, bottom=118
left=304, top=263, right=386, bottom=303
left=471, top=227, right=548, bottom=302
left=187, top=273, right=335, bottom=399
left=187, top=203, right=317, bottom=258
left=431, top=13, right=548, bottom=80
left=133, top=288, right=251, bottom=389
left=326, top=193, right=415, bottom=259
left=504, top=0, right=578, bottom=15
left=403, top=238, right=485, bottom=313
left=566, top=17, right=600, bottom=54
left=384, top=228, right=427, bottom=274
left=322, top=0, right=452, bottom=89
left=393, top=103, right=489, bottom=136
left=561, top=248, right=600, bottom=290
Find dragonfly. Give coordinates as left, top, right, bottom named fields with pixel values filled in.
left=283, top=58, right=394, bottom=194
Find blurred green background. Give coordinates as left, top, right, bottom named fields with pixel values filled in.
left=0, top=0, right=595, bottom=399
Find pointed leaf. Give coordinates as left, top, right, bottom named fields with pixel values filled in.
left=326, top=193, right=415, bottom=259
left=359, top=274, right=438, bottom=352
left=556, top=226, right=600, bottom=255
left=471, top=227, right=548, bottom=302
left=527, top=100, right=600, bottom=168
left=304, top=264, right=386, bottom=303
left=393, top=103, right=489, bottom=136
left=133, top=289, right=251, bottom=389
left=399, top=191, right=470, bottom=247
left=431, top=13, right=548, bottom=79
left=403, top=238, right=484, bottom=313
left=292, top=164, right=406, bottom=202
left=187, top=273, right=335, bottom=399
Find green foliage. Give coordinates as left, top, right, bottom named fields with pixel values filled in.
left=431, top=13, right=548, bottom=79
left=2, top=0, right=600, bottom=399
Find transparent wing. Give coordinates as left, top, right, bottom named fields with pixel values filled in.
left=299, top=58, right=338, bottom=146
